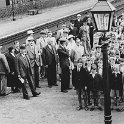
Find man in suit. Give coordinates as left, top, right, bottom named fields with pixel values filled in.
left=26, top=37, right=41, bottom=88
left=74, top=14, right=83, bottom=34
left=42, top=38, right=58, bottom=88
left=16, top=45, right=40, bottom=100
left=36, top=30, right=47, bottom=79
left=57, top=38, right=70, bottom=93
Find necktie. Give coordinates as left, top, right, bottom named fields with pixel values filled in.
left=23, top=55, right=29, bottom=68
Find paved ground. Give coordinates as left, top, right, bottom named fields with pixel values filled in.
left=0, top=79, right=124, bottom=124
left=0, top=0, right=97, bottom=39
left=0, top=0, right=124, bottom=124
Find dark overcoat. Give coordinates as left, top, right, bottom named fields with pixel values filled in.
left=6, top=53, right=20, bottom=87
left=87, top=73, right=102, bottom=91
left=72, top=66, right=87, bottom=89
left=110, top=72, right=122, bottom=90
left=57, top=45, right=70, bottom=69
left=16, top=53, right=33, bottom=79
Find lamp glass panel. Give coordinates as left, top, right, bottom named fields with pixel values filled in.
left=94, top=13, right=110, bottom=31
left=110, top=11, right=114, bottom=30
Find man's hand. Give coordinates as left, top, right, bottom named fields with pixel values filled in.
left=45, top=65, right=48, bottom=68
left=11, top=72, right=14, bottom=75
left=18, top=75, right=21, bottom=79
left=85, top=86, right=87, bottom=90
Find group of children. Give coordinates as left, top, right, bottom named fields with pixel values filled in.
left=71, top=14, right=124, bottom=111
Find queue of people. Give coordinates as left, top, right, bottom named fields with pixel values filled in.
left=0, top=13, right=124, bottom=113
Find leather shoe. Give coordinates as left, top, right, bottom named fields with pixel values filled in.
left=23, top=96, right=30, bottom=100
left=53, top=84, right=58, bottom=86
left=76, top=106, right=83, bottom=111
left=36, top=86, right=41, bottom=88
left=61, top=90, right=68, bottom=93
left=90, top=107, right=95, bottom=111
left=33, top=92, right=41, bottom=97
left=84, top=106, right=89, bottom=111
left=67, top=88, right=72, bottom=90
left=48, top=85, right=52, bottom=88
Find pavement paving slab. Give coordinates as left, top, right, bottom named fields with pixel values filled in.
left=0, top=80, right=124, bottom=124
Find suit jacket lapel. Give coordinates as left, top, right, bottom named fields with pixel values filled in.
left=52, top=46, right=56, bottom=55
left=20, top=55, right=28, bottom=68
left=9, top=53, right=15, bottom=60
left=60, top=45, right=66, bottom=52
left=46, top=45, right=53, bottom=54
left=28, top=46, right=35, bottom=55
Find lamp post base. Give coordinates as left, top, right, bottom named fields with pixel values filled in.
left=104, top=115, right=112, bottom=124
left=12, top=18, right=16, bottom=21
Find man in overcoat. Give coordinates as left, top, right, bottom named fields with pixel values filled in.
left=6, top=46, right=21, bottom=93
left=57, top=38, right=70, bottom=93
left=42, top=38, right=58, bottom=88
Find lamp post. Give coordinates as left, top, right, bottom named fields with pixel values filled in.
left=91, top=0, right=116, bottom=124
left=12, top=0, right=16, bottom=21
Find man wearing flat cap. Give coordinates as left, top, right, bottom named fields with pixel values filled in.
left=26, top=37, right=41, bottom=89
left=36, top=30, right=48, bottom=79
left=57, top=38, right=70, bottom=93
left=16, top=45, right=40, bottom=100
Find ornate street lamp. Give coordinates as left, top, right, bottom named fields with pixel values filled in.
left=91, top=0, right=115, bottom=32
left=91, top=0, right=116, bottom=124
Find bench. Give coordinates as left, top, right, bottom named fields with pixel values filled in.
left=28, top=9, right=39, bottom=15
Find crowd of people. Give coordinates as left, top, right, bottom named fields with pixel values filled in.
left=0, top=13, right=124, bottom=112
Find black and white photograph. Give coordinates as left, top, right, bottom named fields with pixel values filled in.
left=0, top=0, right=124, bottom=124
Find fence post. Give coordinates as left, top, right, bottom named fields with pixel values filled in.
left=12, top=0, right=16, bottom=21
